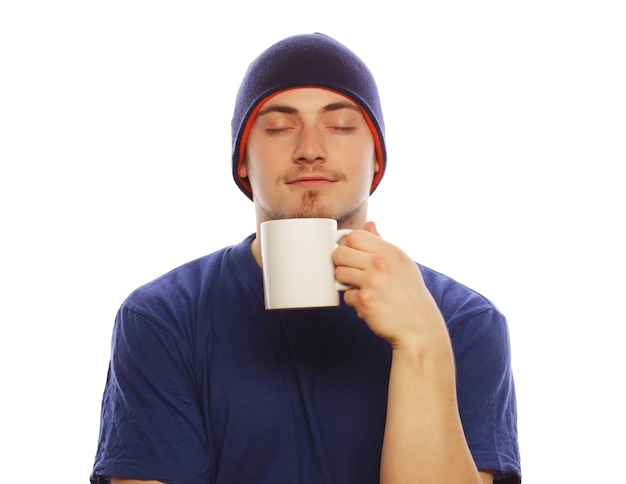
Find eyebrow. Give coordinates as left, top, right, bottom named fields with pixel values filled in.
left=257, top=105, right=297, bottom=116
left=257, top=101, right=360, bottom=117
left=323, top=102, right=361, bottom=113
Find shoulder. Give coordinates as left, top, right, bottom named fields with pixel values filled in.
left=122, top=235, right=257, bottom=317
left=418, top=263, right=505, bottom=331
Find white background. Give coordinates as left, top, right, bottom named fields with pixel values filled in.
left=1, top=1, right=624, bottom=481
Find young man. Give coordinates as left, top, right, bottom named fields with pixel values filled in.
left=91, top=33, right=521, bottom=483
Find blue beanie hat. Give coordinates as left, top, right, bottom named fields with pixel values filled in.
left=231, top=33, right=386, bottom=200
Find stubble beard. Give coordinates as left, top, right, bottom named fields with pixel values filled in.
left=259, top=189, right=366, bottom=226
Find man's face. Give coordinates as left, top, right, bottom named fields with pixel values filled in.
left=240, top=88, right=379, bottom=228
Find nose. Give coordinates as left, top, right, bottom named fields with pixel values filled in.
left=293, top=125, right=326, bottom=164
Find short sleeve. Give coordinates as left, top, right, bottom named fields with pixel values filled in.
left=449, top=307, right=521, bottom=482
left=91, top=302, right=211, bottom=484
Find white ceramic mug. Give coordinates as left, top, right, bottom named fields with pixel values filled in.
left=260, top=218, right=352, bottom=309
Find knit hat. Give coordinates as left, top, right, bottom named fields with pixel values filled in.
left=231, top=33, right=386, bottom=200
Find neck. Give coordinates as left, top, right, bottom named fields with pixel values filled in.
left=250, top=236, right=263, bottom=267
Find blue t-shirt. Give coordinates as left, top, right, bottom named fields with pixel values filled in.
left=91, top=235, right=520, bottom=483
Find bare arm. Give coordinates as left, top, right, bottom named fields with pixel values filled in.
left=335, top=222, right=486, bottom=483
left=381, top=341, right=483, bottom=482
left=480, top=471, right=494, bottom=483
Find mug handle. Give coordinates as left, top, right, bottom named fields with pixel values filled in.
left=333, top=229, right=353, bottom=291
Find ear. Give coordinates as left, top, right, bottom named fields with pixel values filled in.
left=239, top=159, right=248, bottom=178
left=373, top=148, right=380, bottom=175
left=372, top=148, right=380, bottom=173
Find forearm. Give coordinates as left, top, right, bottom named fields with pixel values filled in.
left=380, top=339, right=482, bottom=484
left=333, top=226, right=489, bottom=481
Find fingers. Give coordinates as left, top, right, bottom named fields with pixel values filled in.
left=333, top=221, right=445, bottom=348
left=363, top=221, right=380, bottom=237
left=332, top=223, right=386, bottom=288
left=333, top=230, right=376, bottom=270
left=337, top=222, right=382, bottom=252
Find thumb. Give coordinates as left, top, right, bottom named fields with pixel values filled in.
left=363, top=221, right=381, bottom=237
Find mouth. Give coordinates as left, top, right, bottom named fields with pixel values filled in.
left=286, top=175, right=336, bottom=188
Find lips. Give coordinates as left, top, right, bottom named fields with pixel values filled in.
left=286, top=175, right=335, bottom=188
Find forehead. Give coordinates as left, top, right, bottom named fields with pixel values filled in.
left=259, top=87, right=360, bottom=112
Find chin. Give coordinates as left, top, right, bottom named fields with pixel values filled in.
left=261, top=191, right=366, bottom=223
left=274, top=192, right=333, bottom=219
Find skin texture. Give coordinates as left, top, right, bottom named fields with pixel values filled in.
left=110, top=88, right=494, bottom=484
left=240, top=88, right=378, bottom=230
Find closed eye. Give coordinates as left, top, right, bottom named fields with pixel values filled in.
left=265, top=127, right=293, bottom=134
left=330, top=126, right=356, bottom=133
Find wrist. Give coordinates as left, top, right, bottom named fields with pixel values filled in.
left=391, top=334, right=456, bottom=385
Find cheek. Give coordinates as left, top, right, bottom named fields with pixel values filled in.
left=241, top=142, right=264, bottom=181
left=356, top=146, right=377, bottom=178
left=243, top=155, right=275, bottom=197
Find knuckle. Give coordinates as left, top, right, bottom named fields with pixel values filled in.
left=356, top=283, right=380, bottom=309
left=332, top=245, right=346, bottom=261
left=371, top=254, right=391, bottom=272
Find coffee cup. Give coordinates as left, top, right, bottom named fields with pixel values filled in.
left=260, top=218, right=352, bottom=309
